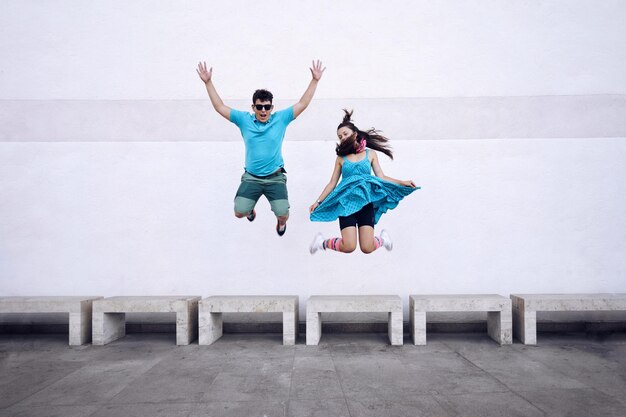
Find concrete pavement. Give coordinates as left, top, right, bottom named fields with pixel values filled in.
left=1, top=331, right=625, bottom=416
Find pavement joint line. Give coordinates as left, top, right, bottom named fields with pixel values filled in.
left=105, top=356, right=167, bottom=405
left=284, top=342, right=296, bottom=417
left=2, top=362, right=84, bottom=410
left=452, top=347, right=550, bottom=417
left=329, top=343, right=355, bottom=417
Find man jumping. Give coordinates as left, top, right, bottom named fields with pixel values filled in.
left=197, top=60, right=325, bottom=236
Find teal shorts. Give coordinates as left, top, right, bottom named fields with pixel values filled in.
left=234, top=170, right=290, bottom=216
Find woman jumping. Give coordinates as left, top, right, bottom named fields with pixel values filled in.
left=309, top=110, right=419, bottom=254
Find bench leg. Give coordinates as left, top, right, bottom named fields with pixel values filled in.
left=92, top=312, right=125, bottom=346
left=306, top=311, right=321, bottom=346
left=487, top=310, right=512, bottom=345
left=176, top=302, right=198, bottom=345
left=512, top=306, right=536, bottom=345
left=388, top=311, right=403, bottom=346
left=411, top=310, right=426, bottom=345
left=69, top=300, right=94, bottom=346
left=283, top=310, right=297, bottom=346
left=199, top=312, right=223, bottom=345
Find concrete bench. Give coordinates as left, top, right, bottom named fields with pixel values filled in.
left=0, top=296, right=103, bottom=345
left=511, top=293, right=626, bottom=345
left=410, top=294, right=512, bottom=345
left=306, top=295, right=403, bottom=346
left=199, top=296, right=299, bottom=345
left=92, top=296, right=200, bottom=345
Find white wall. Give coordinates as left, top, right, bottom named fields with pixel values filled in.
left=1, top=137, right=625, bottom=297
left=1, top=1, right=626, bottom=320
left=1, top=0, right=626, bottom=99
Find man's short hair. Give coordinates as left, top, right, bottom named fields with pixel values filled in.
left=253, top=89, right=273, bottom=104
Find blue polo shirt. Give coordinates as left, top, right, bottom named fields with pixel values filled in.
left=230, top=106, right=295, bottom=176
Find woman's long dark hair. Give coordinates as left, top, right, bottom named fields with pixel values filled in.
left=335, top=109, right=394, bottom=159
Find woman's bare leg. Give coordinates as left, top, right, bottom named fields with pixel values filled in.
left=323, top=226, right=357, bottom=253
left=358, top=226, right=392, bottom=253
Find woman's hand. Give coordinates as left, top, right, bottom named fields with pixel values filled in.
left=309, top=201, right=320, bottom=213
left=401, top=179, right=417, bottom=188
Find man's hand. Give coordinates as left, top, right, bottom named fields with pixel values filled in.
left=294, top=60, right=325, bottom=118
left=196, top=62, right=212, bottom=84
left=197, top=61, right=231, bottom=120
left=310, top=60, right=326, bottom=81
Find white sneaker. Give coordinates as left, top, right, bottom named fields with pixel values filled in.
left=379, top=229, right=393, bottom=251
left=309, top=233, right=325, bottom=254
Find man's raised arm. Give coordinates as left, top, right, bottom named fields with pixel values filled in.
left=197, top=61, right=231, bottom=121
left=293, top=60, right=325, bottom=119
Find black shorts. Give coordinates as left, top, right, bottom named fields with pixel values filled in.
left=339, top=203, right=375, bottom=230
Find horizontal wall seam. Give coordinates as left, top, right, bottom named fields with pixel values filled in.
left=2, top=94, right=626, bottom=101
left=2, top=137, right=626, bottom=143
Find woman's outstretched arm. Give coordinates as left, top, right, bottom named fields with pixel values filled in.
left=309, top=157, right=342, bottom=213
left=371, top=150, right=416, bottom=188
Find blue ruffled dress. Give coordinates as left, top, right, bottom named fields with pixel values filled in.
left=310, top=149, right=419, bottom=224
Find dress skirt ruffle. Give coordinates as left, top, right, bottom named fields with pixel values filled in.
left=310, top=174, right=419, bottom=224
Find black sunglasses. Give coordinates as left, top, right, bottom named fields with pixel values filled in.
left=254, top=104, right=272, bottom=111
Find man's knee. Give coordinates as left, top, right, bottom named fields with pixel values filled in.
left=269, top=199, right=290, bottom=217
left=234, top=196, right=256, bottom=216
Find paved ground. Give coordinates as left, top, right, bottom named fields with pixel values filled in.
left=1, top=331, right=625, bottom=417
